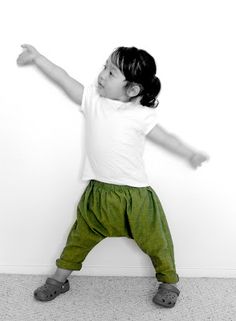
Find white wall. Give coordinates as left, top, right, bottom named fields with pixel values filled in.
left=1, top=0, right=236, bottom=278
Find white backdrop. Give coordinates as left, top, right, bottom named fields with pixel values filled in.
left=0, top=0, right=236, bottom=278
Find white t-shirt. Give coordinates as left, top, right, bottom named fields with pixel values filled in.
left=79, top=83, right=158, bottom=187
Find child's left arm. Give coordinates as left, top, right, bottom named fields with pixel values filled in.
left=147, top=124, right=209, bottom=169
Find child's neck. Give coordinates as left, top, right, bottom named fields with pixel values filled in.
left=117, top=96, right=141, bottom=105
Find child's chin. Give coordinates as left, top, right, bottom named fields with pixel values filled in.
left=97, top=87, right=105, bottom=97
left=98, top=91, right=108, bottom=98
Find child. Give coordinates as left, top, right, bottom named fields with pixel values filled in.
left=17, top=44, right=208, bottom=308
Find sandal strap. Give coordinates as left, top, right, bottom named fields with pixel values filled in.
left=46, top=278, right=67, bottom=288
left=159, top=283, right=180, bottom=296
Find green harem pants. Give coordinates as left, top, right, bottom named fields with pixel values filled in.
left=56, top=179, right=179, bottom=284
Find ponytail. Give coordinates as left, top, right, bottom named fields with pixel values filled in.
left=140, top=76, right=161, bottom=108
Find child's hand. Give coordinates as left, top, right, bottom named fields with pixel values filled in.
left=17, top=44, right=40, bottom=66
left=189, top=152, right=209, bottom=169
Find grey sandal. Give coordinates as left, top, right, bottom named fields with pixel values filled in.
left=34, top=278, right=70, bottom=301
left=153, top=283, right=180, bottom=308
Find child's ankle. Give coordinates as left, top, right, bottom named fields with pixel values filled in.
left=52, top=268, right=72, bottom=283
left=52, top=276, right=67, bottom=283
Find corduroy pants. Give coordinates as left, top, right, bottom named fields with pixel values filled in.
left=56, top=179, right=179, bottom=284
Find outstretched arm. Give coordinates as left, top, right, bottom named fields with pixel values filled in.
left=17, top=44, right=84, bottom=105
left=147, top=124, right=209, bottom=169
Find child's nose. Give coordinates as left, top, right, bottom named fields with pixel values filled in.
left=100, top=67, right=110, bottom=80
left=99, top=71, right=106, bottom=81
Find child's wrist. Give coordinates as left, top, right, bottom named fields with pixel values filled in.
left=187, top=151, right=197, bottom=162
left=33, top=53, right=43, bottom=64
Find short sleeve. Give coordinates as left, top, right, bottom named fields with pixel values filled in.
left=79, top=83, right=97, bottom=114
left=143, top=108, right=158, bottom=135
left=79, top=85, right=89, bottom=114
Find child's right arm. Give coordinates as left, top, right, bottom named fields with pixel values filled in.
left=147, top=124, right=209, bottom=169
left=17, top=44, right=84, bottom=105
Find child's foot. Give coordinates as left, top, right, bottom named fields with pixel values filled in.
left=153, top=283, right=180, bottom=308
left=34, top=278, right=70, bottom=301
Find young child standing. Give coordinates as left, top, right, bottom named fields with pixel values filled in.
left=17, top=44, right=208, bottom=308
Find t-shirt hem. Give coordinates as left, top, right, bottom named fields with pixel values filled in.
left=81, top=176, right=150, bottom=187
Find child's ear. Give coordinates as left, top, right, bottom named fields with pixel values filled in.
left=126, top=84, right=141, bottom=98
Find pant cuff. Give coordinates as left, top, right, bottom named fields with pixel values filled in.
left=56, top=259, right=82, bottom=271
left=155, top=272, right=179, bottom=284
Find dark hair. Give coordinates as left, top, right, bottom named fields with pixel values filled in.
left=110, top=46, right=161, bottom=108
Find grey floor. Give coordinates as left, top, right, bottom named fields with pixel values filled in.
left=0, top=274, right=235, bottom=321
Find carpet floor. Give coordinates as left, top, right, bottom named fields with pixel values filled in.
left=0, top=274, right=235, bottom=321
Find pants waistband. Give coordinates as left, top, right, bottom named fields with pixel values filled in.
left=90, top=180, right=150, bottom=192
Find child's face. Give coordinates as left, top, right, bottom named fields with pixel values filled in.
left=97, top=57, right=129, bottom=102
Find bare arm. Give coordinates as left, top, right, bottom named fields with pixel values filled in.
left=17, top=44, right=84, bottom=105
left=147, top=124, right=209, bottom=169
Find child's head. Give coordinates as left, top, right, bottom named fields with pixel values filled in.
left=97, top=46, right=161, bottom=108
